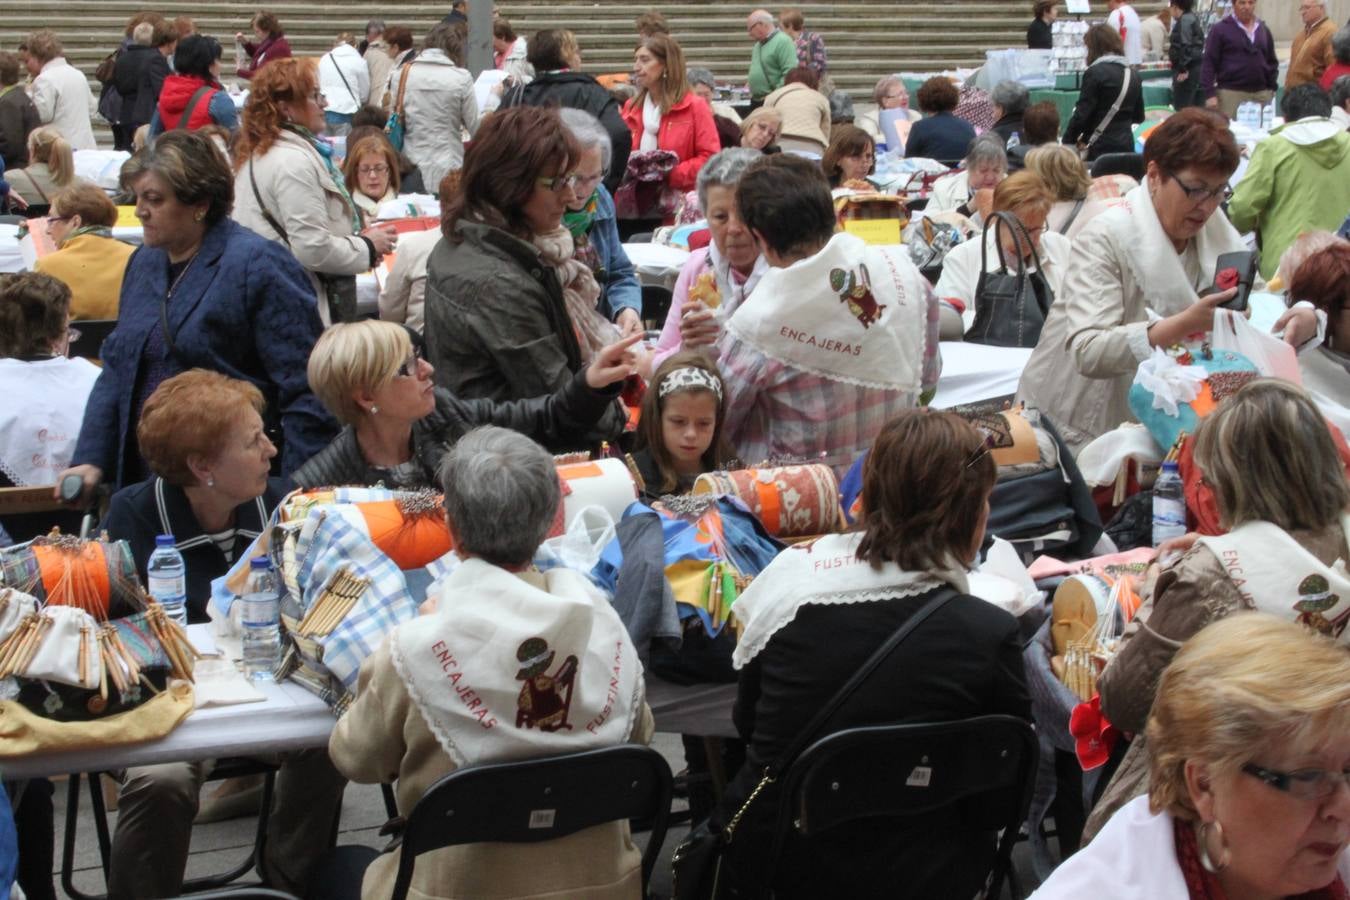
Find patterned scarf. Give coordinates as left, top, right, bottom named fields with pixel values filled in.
left=563, top=190, right=599, bottom=242
left=1173, top=818, right=1350, bottom=900
left=532, top=226, right=619, bottom=362
left=58, top=225, right=112, bottom=247
left=283, top=124, right=363, bottom=234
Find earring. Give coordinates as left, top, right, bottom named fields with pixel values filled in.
left=194, top=212, right=205, bottom=222
left=207, top=477, right=216, bottom=488
left=370, top=405, right=379, bottom=415
left=1197, top=820, right=1231, bottom=874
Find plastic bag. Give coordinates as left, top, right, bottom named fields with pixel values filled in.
left=1210, top=308, right=1301, bottom=384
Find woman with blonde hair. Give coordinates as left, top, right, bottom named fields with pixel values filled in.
left=620, top=33, right=720, bottom=200
left=1026, top=143, right=1136, bottom=240
left=5, top=126, right=84, bottom=208
left=1032, top=614, right=1350, bottom=898
left=739, top=106, right=782, bottom=151
left=1085, top=378, right=1350, bottom=838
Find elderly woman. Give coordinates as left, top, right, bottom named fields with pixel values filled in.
left=343, top=134, right=400, bottom=220
left=33, top=184, right=135, bottom=320
left=1084, top=379, right=1350, bottom=839
left=293, top=321, right=637, bottom=489
left=423, top=105, right=627, bottom=451
left=1321, top=25, right=1350, bottom=91
left=149, top=34, right=238, bottom=136
left=235, top=9, right=291, bottom=80
left=400, top=24, right=479, bottom=193
left=1288, top=241, right=1350, bottom=428
left=763, top=66, right=831, bottom=156
left=5, top=126, right=84, bottom=209
left=935, top=170, right=1072, bottom=335
left=1032, top=614, right=1350, bottom=898
left=57, top=130, right=334, bottom=503
left=232, top=58, right=398, bottom=325
left=905, top=75, right=976, bottom=164
left=651, top=148, right=766, bottom=370
left=739, top=106, right=782, bottom=151
left=989, top=80, right=1031, bottom=147
left=714, top=410, right=1031, bottom=898
left=620, top=34, right=720, bottom=200
left=1028, top=0, right=1058, bottom=49
left=1062, top=24, right=1145, bottom=161
left=855, top=75, right=922, bottom=146
left=100, top=369, right=345, bottom=900
left=927, top=132, right=1007, bottom=216
left=558, top=108, right=644, bottom=337
left=1016, top=110, right=1322, bottom=451
left=821, top=124, right=875, bottom=188
left=319, top=426, right=652, bottom=900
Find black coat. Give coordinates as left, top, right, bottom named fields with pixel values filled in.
left=715, top=586, right=1031, bottom=899
left=499, top=71, right=632, bottom=193
left=291, top=373, right=622, bottom=489
left=1027, top=17, right=1053, bottom=50
left=0, top=86, right=39, bottom=168
left=989, top=112, right=1026, bottom=147
left=131, top=53, right=171, bottom=130
left=1062, top=59, right=1145, bottom=160
left=904, top=112, right=977, bottom=164
left=112, top=45, right=157, bottom=126
left=1169, top=12, right=1206, bottom=72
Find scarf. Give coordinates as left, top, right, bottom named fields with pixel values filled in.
left=283, top=124, right=363, bottom=234
left=705, top=240, right=769, bottom=319
left=724, top=232, right=926, bottom=390
left=532, top=226, right=619, bottom=362
left=0, top=357, right=97, bottom=487
left=58, top=225, right=112, bottom=247
left=1173, top=817, right=1350, bottom=900
left=563, top=190, right=599, bottom=242
left=1197, top=514, right=1350, bottom=642
left=640, top=94, right=662, bottom=152
left=390, top=558, right=644, bottom=767
left=730, top=531, right=969, bottom=668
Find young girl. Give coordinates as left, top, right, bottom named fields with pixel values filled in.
left=630, top=350, right=734, bottom=500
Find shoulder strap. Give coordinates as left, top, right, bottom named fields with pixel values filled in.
left=393, top=63, right=413, bottom=115
left=327, top=51, right=358, bottom=103
left=1084, top=65, right=1133, bottom=151
left=175, top=85, right=213, bottom=130
left=26, top=171, right=49, bottom=205
left=247, top=158, right=291, bottom=247
left=1058, top=197, right=1086, bottom=235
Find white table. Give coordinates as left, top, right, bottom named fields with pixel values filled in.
left=931, top=341, right=1033, bottom=408
left=624, top=242, right=689, bottom=289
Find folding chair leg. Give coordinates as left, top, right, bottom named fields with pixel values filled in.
left=61, top=773, right=100, bottom=900
left=87, top=773, right=113, bottom=881
left=181, top=770, right=277, bottom=892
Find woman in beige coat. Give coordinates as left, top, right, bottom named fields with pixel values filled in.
left=762, top=66, right=831, bottom=156
left=231, top=57, right=396, bottom=325
left=321, top=426, right=653, bottom=900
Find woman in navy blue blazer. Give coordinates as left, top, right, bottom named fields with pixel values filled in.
left=59, top=130, right=336, bottom=500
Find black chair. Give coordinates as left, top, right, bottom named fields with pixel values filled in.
left=1090, top=152, right=1145, bottom=182
left=68, top=319, right=118, bottom=361
left=169, top=888, right=299, bottom=899
left=766, top=715, right=1038, bottom=900
left=641, top=284, right=674, bottom=332
left=387, top=745, right=672, bottom=900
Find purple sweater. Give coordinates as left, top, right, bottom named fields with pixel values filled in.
left=1200, top=15, right=1278, bottom=97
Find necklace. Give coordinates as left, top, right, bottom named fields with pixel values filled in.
left=166, top=252, right=199, bottom=301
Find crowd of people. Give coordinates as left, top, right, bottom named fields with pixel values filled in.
left=0, top=1, right=1349, bottom=899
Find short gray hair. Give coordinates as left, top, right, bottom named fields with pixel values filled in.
left=749, top=10, right=775, bottom=25
left=439, top=427, right=560, bottom=567
left=696, top=147, right=761, bottom=210
left=558, top=107, right=613, bottom=175
left=872, top=75, right=902, bottom=106
left=687, top=66, right=717, bottom=89
left=132, top=22, right=155, bottom=45
left=1333, top=25, right=1350, bottom=65
left=366, top=19, right=386, bottom=34
left=990, top=80, right=1030, bottom=116
left=965, top=133, right=1008, bottom=171
left=1332, top=74, right=1350, bottom=109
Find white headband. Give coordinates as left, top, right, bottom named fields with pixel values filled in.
left=659, top=366, right=723, bottom=402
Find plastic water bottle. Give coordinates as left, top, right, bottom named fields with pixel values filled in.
left=240, top=557, right=280, bottom=681
left=1007, top=130, right=1021, bottom=151
left=1151, top=462, right=1187, bottom=548
left=147, top=535, right=188, bottom=629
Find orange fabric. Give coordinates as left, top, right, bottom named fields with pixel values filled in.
left=356, top=502, right=454, bottom=570
left=1188, top=383, right=1217, bottom=419
left=749, top=473, right=782, bottom=535
left=32, top=542, right=110, bottom=620
left=559, top=462, right=605, bottom=480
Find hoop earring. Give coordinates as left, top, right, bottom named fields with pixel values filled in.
left=1198, top=820, right=1231, bottom=874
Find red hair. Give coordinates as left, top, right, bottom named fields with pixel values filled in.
left=234, top=57, right=317, bottom=166
left=1288, top=243, right=1350, bottom=345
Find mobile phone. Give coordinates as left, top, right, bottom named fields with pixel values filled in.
left=1208, top=251, right=1257, bottom=312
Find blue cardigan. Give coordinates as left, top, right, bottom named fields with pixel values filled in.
left=586, top=185, right=642, bottom=320
left=72, top=218, right=337, bottom=488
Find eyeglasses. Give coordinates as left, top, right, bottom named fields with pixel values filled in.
left=1169, top=173, right=1233, bottom=205
left=1243, top=763, right=1350, bottom=802
left=48, top=215, right=73, bottom=225
left=395, top=343, right=426, bottom=378
left=536, top=173, right=584, bottom=194
left=358, top=164, right=390, bottom=176
left=574, top=171, right=605, bottom=191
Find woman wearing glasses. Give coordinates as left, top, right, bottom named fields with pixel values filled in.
left=342, top=134, right=400, bottom=220
left=1016, top=109, right=1323, bottom=451
left=293, top=321, right=639, bottom=489
left=423, top=106, right=630, bottom=452
left=1031, top=613, right=1350, bottom=899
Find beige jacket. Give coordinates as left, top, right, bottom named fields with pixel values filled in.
left=763, top=82, right=831, bottom=150
left=30, top=57, right=96, bottom=150
left=400, top=49, right=480, bottom=194
left=378, top=229, right=439, bottom=333
left=365, top=41, right=395, bottom=111
left=330, top=640, right=653, bottom=900
left=232, top=129, right=369, bottom=325
left=5, top=164, right=93, bottom=207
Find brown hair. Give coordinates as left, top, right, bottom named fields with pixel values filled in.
left=916, top=76, right=959, bottom=115
left=126, top=129, right=234, bottom=226
left=138, top=370, right=267, bottom=486
left=123, top=12, right=165, bottom=38
left=25, top=30, right=63, bottom=65
left=633, top=34, right=691, bottom=116
left=174, top=16, right=196, bottom=38
left=1143, top=107, right=1241, bottom=180
left=635, top=10, right=670, bottom=37
left=424, top=22, right=466, bottom=64
left=1034, top=0, right=1058, bottom=17
left=234, top=57, right=317, bottom=164
left=634, top=350, right=732, bottom=494
left=252, top=10, right=283, bottom=38
left=992, top=170, right=1054, bottom=216
left=527, top=28, right=579, bottom=71
left=343, top=135, right=402, bottom=197
left=151, top=20, right=179, bottom=49
left=443, top=105, right=580, bottom=241
left=493, top=19, right=517, bottom=42
left=385, top=25, right=414, bottom=52
left=0, top=272, right=71, bottom=358
left=1022, top=100, right=1061, bottom=145
left=779, top=8, right=805, bottom=30
left=1084, top=22, right=1124, bottom=63
left=1288, top=242, right=1350, bottom=347
left=53, top=183, right=118, bottom=228
left=0, top=53, right=20, bottom=87
left=783, top=65, right=819, bottom=90
left=854, top=410, right=997, bottom=571
left=821, top=124, right=874, bottom=186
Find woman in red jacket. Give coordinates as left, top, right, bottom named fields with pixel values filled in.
left=620, top=34, right=720, bottom=196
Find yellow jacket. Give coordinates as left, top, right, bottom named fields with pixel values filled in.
left=34, top=233, right=136, bottom=320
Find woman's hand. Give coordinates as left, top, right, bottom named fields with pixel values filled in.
left=1156, top=531, right=1199, bottom=568
left=679, top=300, right=720, bottom=349
left=362, top=224, right=398, bottom=256
left=1204, top=96, right=1219, bottom=110
left=972, top=188, right=996, bottom=222
left=615, top=308, right=644, bottom=338
left=585, top=332, right=644, bottom=389
left=1149, top=287, right=1236, bottom=348
left=235, top=31, right=246, bottom=42
left=53, top=464, right=103, bottom=508
left=1176, top=71, right=1189, bottom=83
left=1274, top=305, right=1320, bottom=348
left=6, top=192, right=28, bottom=212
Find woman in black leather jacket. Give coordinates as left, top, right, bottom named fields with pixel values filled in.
left=292, top=321, right=638, bottom=489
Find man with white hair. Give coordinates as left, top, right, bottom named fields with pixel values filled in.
left=746, top=9, right=796, bottom=104
left=1107, top=0, right=1143, bottom=66
left=1288, top=0, right=1336, bottom=89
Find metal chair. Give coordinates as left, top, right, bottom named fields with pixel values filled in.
left=67, top=319, right=118, bottom=361
left=387, top=744, right=673, bottom=900
left=640, top=284, right=673, bottom=332
left=168, top=888, right=299, bottom=899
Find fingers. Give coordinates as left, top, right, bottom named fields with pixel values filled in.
left=1198, top=287, right=1237, bottom=308
left=601, top=332, right=645, bottom=360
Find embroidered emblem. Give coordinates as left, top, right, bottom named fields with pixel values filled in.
left=829, top=264, right=885, bottom=329
left=514, top=637, right=579, bottom=732
left=1294, top=574, right=1349, bottom=638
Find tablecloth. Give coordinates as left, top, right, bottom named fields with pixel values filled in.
left=624, top=242, right=689, bottom=289
left=930, top=341, right=1034, bottom=408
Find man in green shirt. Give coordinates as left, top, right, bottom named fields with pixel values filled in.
left=747, top=9, right=797, bottom=102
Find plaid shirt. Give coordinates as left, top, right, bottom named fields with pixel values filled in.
left=795, top=31, right=829, bottom=76
left=719, top=279, right=942, bottom=475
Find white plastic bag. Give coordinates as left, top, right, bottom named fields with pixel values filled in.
left=1211, top=308, right=1301, bottom=384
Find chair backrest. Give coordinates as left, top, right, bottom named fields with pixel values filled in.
left=171, top=888, right=300, bottom=899
left=640, top=284, right=673, bottom=331
left=389, top=744, right=672, bottom=900
left=1090, top=152, right=1144, bottom=182
left=68, top=319, right=118, bottom=362
left=773, top=715, right=1037, bottom=898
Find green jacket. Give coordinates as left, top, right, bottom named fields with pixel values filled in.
left=749, top=30, right=797, bottom=99
left=1228, top=116, right=1350, bottom=280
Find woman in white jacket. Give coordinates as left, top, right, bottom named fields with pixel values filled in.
left=318, top=35, right=370, bottom=136
left=401, top=23, right=480, bottom=193
left=231, top=58, right=396, bottom=325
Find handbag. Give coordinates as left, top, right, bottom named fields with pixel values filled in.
left=670, top=588, right=956, bottom=900
left=614, top=150, right=679, bottom=220
left=966, top=212, right=1055, bottom=348
left=1077, top=65, right=1133, bottom=160
left=384, top=63, right=413, bottom=151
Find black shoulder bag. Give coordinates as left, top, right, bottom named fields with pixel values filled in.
left=966, top=211, right=1054, bottom=349
left=670, top=587, right=957, bottom=900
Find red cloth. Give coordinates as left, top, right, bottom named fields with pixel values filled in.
left=1320, top=61, right=1350, bottom=91
left=156, top=74, right=219, bottom=131
left=238, top=34, right=292, bottom=80
left=620, top=92, right=721, bottom=192
left=687, top=228, right=712, bottom=251
left=1069, top=695, right=1120, bottom=770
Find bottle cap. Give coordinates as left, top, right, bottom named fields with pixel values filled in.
left=1161, top=461, right=1179, bottom=472
left=155, top=534, right=175, bottom=547
left=249, top=556, right=272, bottom=570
